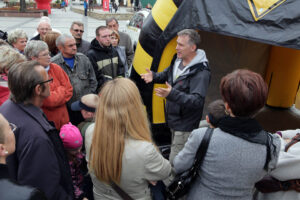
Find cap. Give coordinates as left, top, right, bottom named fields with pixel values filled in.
left=59, top=122, right=83, bottom=149
left=71, top=94, right=99, bottom=112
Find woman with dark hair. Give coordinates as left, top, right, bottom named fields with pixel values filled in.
left=86, top=78, right=171, bottom=200
left=173, top=69, right=281, bottom=200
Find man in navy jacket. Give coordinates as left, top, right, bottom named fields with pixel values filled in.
left=0, top=61, right=73, bottom=200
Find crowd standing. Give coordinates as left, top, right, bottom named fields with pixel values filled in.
left=0, top=16, right=298, bottom=200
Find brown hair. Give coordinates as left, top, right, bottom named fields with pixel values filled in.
left=95, top=26, right=108, bottom=36
left=8, top=61, right=44, bottom=104
left=110, top=30, right=120, bottom=43
left=207, top=99, right=226, bottom=123
left=71, top=21, right=84, bottom=30
left=220, top=69, right=268, bottom=117
left=89, top=78, right=153, bottom=184
left=43, top=31, right=61, bottom=56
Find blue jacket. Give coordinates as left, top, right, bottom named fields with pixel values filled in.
left=0, top=100, right=73, bottom=200
left=152, top=50, right=210, bottom=131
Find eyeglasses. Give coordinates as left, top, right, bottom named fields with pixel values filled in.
left=37, top=78, right=53, bottom=85
left=9, top=123, right=17, bottom=132
left=73, top=29, right=84, bottom=33
left=39, top=53, right=51, bottom=57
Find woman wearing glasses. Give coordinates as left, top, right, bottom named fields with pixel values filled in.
left=0, top=114, right=47, bottom=199
left=24, top=40, right=73, bottom=130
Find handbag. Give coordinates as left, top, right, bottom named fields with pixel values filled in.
left=110, top=181, right=134, bottom=200
left=166, top=127, right=214, bottom=200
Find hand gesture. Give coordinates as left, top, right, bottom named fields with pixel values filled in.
left=141, top=68, right=153, bottom=83
left=155, top=82, right=172, bottom=98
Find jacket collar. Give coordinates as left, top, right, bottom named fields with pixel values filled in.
left=16, top=101, right=55, bottom=132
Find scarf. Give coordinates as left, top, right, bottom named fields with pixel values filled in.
left=218, top=116, right=276, bottom=170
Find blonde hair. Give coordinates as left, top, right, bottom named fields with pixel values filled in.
left=111, top=30, right=120, bottom=43
left=0, top=46, right=26, bottom=74
left=89, top=78, right=153, bottom=183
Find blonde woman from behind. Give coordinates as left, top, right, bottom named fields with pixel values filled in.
left=86, top=78, right=171, bottom=200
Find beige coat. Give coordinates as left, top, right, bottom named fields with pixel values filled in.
left=85, top=124, right=171, bottom=200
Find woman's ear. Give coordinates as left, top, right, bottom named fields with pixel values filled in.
left=0, top=144, right=6, bottom=157
left=224, top=102, right=233, bottom=116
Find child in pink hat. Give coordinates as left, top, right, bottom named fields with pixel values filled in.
left=60, top=122, right=93, bottom=200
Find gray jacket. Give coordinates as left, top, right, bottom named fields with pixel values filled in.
left=77, top=39, right=90, bottom=56
left=174, top=127, right=281, bottom=200
left=51, top=53, right=97, bottom=105
left=119, top=31, right=134, bottom=67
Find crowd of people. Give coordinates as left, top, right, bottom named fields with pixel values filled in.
left=0, top=15, right=299, bottom=200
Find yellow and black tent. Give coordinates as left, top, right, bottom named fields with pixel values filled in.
left=131, top=0, right=300, bottom=140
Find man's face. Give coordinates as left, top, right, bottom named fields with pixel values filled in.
left=176, top=35, right=196, bottom=60
left=12, top=38, right=27, bottom=52
left=70, top=24, right=84, bottom=40
left=36, top=65, right=51, bottom=99
left=59, top=38, right=77, bottom=58
left=96, top=28, right=111, bottom=47
left=107, top=20, right=119, bottom=32
left=37, top=22, right=52, bottom=37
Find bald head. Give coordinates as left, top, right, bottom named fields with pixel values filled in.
left=37, top=22, right=52, bottom=38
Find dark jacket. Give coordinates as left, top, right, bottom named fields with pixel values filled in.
left=30, top=34, right=41, bottom=41
left=153, top=50, right=211, bottom=131
left=0, top=164, right=48, bottom=200
left=87, top=39, right=125, bottom=90
left=0, top=100, right=74, bottom=200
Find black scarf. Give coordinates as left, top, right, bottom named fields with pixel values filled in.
left=218, top=116, right=276, bottom=170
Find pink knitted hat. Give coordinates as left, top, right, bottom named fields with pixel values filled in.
left=59, top=122, right=83, bottom=150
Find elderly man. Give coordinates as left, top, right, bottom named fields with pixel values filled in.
left=31, top=21, right=52, bottom=41
left=0, top=61, right=74, bottom=200
left=141, top=29, right=211, bottom=163
left=106, top=17, right=134, bottom=66
left=87, top=26, right=125, bottom=90
left=51, top=34, right=97, bottom=125
left=70, top=21, right=90, bottom=55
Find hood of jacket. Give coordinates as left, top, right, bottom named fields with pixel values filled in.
left=172, top=49, right=209, bottom=81
left=90, top=38, right=112, bottom=53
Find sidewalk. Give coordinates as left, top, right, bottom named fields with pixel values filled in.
left=0, top=3, right=130, bottom=42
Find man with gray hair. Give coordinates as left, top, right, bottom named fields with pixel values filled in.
left=51, top=34, right=97, bottom=125
left=31, top=21, right=52, bottom=41
left=0, top=61, right=74, bottom=200
left=141, top=29, right=211, bottom=163
left=106, top=17, right=134, bottom=66
left=70, top=21, right=90, bottom=55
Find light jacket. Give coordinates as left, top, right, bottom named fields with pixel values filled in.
left=85, top=124, right=171, bottom=200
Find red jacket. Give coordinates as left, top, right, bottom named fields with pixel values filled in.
left=0, top=75, right=9, bottom=106
left=42, top=63, right=73, bottom=130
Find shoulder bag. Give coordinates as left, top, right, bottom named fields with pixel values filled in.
left=166, top=127, right=214, bottom=200
left=111, top=181, right=134, bottom=200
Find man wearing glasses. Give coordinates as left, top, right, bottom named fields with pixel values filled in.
left=31, top=21, right=52, bottom=41
left=70, top=21, right=90, bottom=56
left=0, top=61, right=74, bottom=200
left=87, top=26, right=125, bottom=91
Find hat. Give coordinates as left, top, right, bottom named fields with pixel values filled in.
left=71, top=94, right=99, bottom=112
left=59, top=122, right=83, bottom=149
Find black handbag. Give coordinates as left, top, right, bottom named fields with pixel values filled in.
left=166, top=127, right=214, bottom=200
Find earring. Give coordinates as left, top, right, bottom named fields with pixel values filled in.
left=4, top=151, right=8, bottom=154
left=225, top=109, right=230, bottom=115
